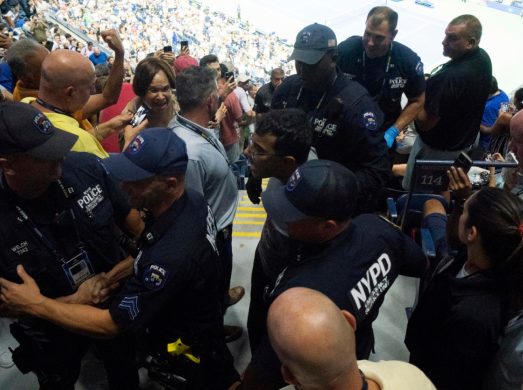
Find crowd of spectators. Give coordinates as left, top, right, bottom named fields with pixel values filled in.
left=37, top=0, right=293, bottom=84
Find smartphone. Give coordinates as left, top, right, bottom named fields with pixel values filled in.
left=130, top=105, right=150, bottom=128
left=453, top=151, right=473, bottom=173
left=180, top=40, right=189, bottom=50
left=224, top=71, right=235, bottom=81
left=163, top=45, right=173, bottom=53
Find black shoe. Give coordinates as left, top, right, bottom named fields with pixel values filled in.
left=223, top=325, right=242, bottom=343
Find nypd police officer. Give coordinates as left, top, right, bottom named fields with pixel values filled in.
left=0, top=102, right=142, bottom=389
left=240, top=160, right=427, bottom=389
left=272, top=23, right=390, bottom=213
left=0, top=127, right=240, bottom=390
left=337, top=6, right=426, bottom=148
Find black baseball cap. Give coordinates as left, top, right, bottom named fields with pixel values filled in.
left=0, top=101, right=78, bottom=160
left=262, top=159, right=359, bottom=222
left=103, top=127, right=188, bottom=181
left=289, top=23, right=337, bottom=65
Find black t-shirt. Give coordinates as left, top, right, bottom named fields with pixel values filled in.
left=337, top=36, right=426, bottom=129
left=418, top=48, right=492, bottom=151
left=249, top=214, right=427, bottom=388
left=109, top=189, right=223, bottom=345
left=0, top=152, right=130, bottom=299
left=271, top=73, right=391, bottom=211
left=254, top=82, right=275, bottom=114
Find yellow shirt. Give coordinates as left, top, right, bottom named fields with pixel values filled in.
left=22, top=97, right=109, bottom=159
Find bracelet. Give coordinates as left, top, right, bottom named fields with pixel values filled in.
left=93, top=125, right=104, bottom=141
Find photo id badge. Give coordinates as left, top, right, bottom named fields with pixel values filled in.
left=62, top=250, right=94, bottom=288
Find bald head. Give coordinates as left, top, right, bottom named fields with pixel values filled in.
left=41, top=50, right=95, bottom=89
left=268, top=288, right=358, bottom=390
left=39, top=50, right=95, bottom=112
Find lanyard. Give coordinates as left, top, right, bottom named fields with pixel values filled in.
left=35, top=97, right=72, bottom=116
left=176, top=115, right=230, bottom=165
left=6, top=178, right=83, bottom=263
left=362, top=43, right=393, bottom=95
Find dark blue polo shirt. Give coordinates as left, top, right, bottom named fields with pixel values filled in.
left=337, top=36, right=425, bottom=129
left=0, top=152, right=130, bottom=298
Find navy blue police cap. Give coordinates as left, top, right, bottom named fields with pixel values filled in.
left=103, top=128, right=188, bottom=181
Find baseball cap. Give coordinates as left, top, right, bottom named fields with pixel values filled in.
left=0, top=101, right=78, bottom=160
left=288, top=23, right=337, bottom=65
left=103, top=128, right=188, bottom=181
left=262, top=159, right=359, bottom=223
left=237, top=74, right=250, bottom=83
left=174, top=54, right=198, bottom=74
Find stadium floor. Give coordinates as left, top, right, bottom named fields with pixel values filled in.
left=0, top=188, right=419, bottom=388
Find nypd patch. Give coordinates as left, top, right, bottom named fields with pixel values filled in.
left=129, top=134, right=145, bottom=154
left=363, top=112, right=378, bottom=131
left=143, top=264, right=168, bottom=290
left=286, top=169, right=302, bottom=191
left=33, top=113, right=53, bottom=134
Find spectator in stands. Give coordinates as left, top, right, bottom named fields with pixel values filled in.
left=199, top=53, right=221, bottom=78
left=482, top=87, right=523, bottom=159
left=218, top=64, right=243, bottom=163
left=89, top=46, right=108, bottom=66
left=403, top=14, right=492, bottom=189
left=24, top=50, right=129, bottom=158
left=81, top=41, right=94, bottom=57
left=6, top=38, right=49, bottom=99
left=269, top=287, right=436, bottom=390
left=254, top=67, right=284, bottom=114
left=477, top=76, right=509, bottom=155
left=9, top=29, right=126, bottom=133
left=173, top=45, right=198, bottom=74
left=122, top=57, right=177, bottom=148
left=406, top=186, right=523, bottom=390
left=169, top=66, right=244, bottom=341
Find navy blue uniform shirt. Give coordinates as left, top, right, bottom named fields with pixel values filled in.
left=272, top=73, right=391, bottom=212
left=337, top=36, right=425, bottom=130
left=109, top=189, right=223, bottom=344
left=249, top=214, right=427, bottom=388
left=0, top=152, right=130, bottom=299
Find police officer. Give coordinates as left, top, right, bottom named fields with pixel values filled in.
left=0, top=127, right=240, bottom=390
left=0, top=101, right=142, bottom=389
left=240, top=160, right=428, bottom=389
left=272, top=23, right=390, bottom=213
left=337, top=6, right=426, bottom=148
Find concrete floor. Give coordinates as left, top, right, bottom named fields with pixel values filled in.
left=0, top=189, right=419, bottom=388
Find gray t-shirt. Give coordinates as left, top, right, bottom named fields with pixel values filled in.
left=170, top=115, right=238, bottom=230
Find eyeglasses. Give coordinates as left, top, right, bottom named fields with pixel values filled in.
left=248, top=136, right=282, bottom=160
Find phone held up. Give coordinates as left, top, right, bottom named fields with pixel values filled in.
left=453, top=151, right=473, bottom=173
left=130, top=105, right=150, bottom=128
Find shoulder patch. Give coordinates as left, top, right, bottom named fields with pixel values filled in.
left=363, top=112, right=378, bottom=131
left=143, top=264, right=169, bottom=290
left=415, top=61, right=424, bottom=76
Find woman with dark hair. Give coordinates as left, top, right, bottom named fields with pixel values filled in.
left=123, top=57, right=178, bottom=132
left=405, top=184, right=523, bottom=390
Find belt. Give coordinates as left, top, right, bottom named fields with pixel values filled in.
left=217, top=224, right=232, bottom=241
